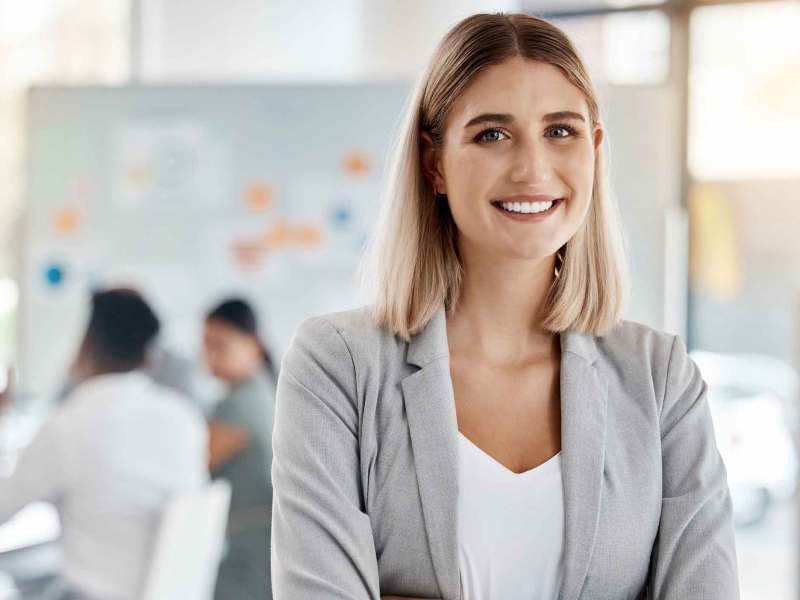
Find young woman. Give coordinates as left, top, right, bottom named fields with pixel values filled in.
left=204, top=298, right=277, bottom=600
left=271, top=13, right=739, bottom=600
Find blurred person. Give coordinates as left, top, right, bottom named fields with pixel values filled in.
left=58, top=334, right=213, bottom=414
left=0, top=366, right=11, bottom=410
left=203, top=298, right=276, bottom=600
left=271, top=13, right=739, bottom=600
left=146, top=342, right=218, bottom=414
left=0, top=288, right=208, bottom=600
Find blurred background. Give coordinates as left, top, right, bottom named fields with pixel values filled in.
left=0, top=0, right=798, bottom=599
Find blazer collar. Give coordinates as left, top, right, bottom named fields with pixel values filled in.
left=401, top=303, right=608, bottom=600
left=405, top=304, right=449, bottom=368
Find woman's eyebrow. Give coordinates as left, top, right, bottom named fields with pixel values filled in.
left=463, top=110, right=586, bottom=129
left=543, top=110, right=586, bottom=123
left=463, top=113, right=514, bottom=128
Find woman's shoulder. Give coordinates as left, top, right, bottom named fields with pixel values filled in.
left=291, top=305, right=401, bottom=356
left=593, top=319, right=702, bottom=417
left=594, top=318, right=686, bottom=378
left=294, top=305, right=384, bottom=336
left=284, top=305, right=404, bottom=380
left=600, top=318, right=676, bottom=352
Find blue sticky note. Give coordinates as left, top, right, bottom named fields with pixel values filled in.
left=45, top=264, right=65, bottom=287
left=331, top=206, right=351, bottom=227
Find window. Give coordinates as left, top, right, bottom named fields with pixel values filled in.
left=689, top=1, right=800, bottom=180
left=551, top=9, right=671, bottom=86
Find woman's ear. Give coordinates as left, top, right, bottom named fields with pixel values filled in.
left=420, top=131, right=446, bottom=195
left=593, top=124, right=604, bottom=152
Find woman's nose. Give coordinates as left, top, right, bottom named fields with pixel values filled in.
left=508, top=139, right=553, bottom=184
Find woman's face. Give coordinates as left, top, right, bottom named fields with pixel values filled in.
left=202, top=319, right=261, bottom=382
left=424, top=56, right=603, bottom=262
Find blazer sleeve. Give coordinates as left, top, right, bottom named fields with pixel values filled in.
left=271, top=316, right=381, bottom=599
left=648, top=334, right=740, bottom=599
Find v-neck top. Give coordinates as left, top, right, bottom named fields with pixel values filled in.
left=457, top=431, right=565, bottom=600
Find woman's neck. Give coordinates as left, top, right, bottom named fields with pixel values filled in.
left=446, top=248, right=558, bottom=367
left=228, top=365, right=262, bottom=387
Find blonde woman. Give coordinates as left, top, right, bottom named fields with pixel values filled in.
left=271, top=13, right=739, bottom=600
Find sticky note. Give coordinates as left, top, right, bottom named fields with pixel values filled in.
left=246, top=183, right=274, bottom=212
left=53, top=208, right=80, bottom=235
left=342, top=151, right=370, bottom=177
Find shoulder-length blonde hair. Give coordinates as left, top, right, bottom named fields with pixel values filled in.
left=361, top=13, right=629, bottom=341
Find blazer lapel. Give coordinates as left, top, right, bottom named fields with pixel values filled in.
left=400, top=305, right=608, bottom=600
left=400, top=305, right=461, bottom=600
left=559, top=330, right=609, bottom=600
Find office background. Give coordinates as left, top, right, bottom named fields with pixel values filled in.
left=0, top=1, right=798, bottom=598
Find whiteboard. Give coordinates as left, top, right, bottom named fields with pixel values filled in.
left=21, top=83, right=409, bottom=401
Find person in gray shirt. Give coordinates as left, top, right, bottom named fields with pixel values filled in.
left=203, top=298, right=277, bottom=600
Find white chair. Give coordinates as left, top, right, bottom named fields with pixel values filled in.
left=142, top=480, right=231, bottom=600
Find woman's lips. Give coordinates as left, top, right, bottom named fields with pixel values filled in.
left=494, top=195, right=561, bottom=204
left=491, top=197, right=564, bottom=222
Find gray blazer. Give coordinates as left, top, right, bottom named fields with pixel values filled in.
left=271, top=304, right=739, bottom=599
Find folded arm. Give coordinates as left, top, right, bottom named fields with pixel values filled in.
left=271, top=317, right=381, bottom=599
left=648, top=334, right=740, bottom=599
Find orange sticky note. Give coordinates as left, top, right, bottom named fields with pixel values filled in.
left=297, top=225, right=322, bottom=247
left=264, top=219, right=290, bottom=249
left=232, top=239, right=265, bottom=269
left=246, top=183, right=274, bottom=212
left=53, top=208, right=80, bottom=234
left=342, top=151, right=370, bottom=177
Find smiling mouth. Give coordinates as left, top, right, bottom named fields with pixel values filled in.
left=491, top=198, right=564, bottom=215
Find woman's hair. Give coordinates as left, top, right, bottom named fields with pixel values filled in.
left=206, top=298, right=277, bottom=381
left=360, top=12, right=629, bottom=340
left=84, top=288, right=161, bottom=372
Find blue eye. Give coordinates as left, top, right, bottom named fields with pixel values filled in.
left=548, top=123, right=579, bottom=138
left=475, top=124, right=580, bottom=144
left=475, top=128, right=508, bottom=143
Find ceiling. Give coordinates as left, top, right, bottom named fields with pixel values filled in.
left=523, top=0, right=668, bottom=14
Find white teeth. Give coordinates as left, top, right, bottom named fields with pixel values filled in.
left=499, top=200, right=555, bottom=214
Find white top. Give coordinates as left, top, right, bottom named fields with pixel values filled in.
left=0, top=372, right=208, bottom=600
left=457, top=431, right=565, bottom=600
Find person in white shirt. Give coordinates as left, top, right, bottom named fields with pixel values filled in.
left=0, top=288, right=208, bottom=600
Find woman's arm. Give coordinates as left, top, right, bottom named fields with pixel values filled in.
left=648, top=334, right=740, bottom=599
left=207, top=420, right=251, bottom=472
left=271, top=317, right=381, bottom=599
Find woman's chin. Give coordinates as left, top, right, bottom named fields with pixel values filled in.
left=491, top=245, right=559, bottom=264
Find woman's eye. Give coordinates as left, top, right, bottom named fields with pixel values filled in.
left=548, top=124, right=578, bottom=138
left=475, top=128, right=508, bottom=143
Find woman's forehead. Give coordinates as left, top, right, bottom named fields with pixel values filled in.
left=205, top=319, right=245, bottom=337
left=447, top=57, right=589, bottom=125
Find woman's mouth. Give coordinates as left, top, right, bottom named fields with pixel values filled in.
left=491, top=198, right=564, bottom=222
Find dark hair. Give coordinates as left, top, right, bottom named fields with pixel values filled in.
left=84, top=288, right=161, bottom=373
left=206, top=298, right=276, bottom=381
